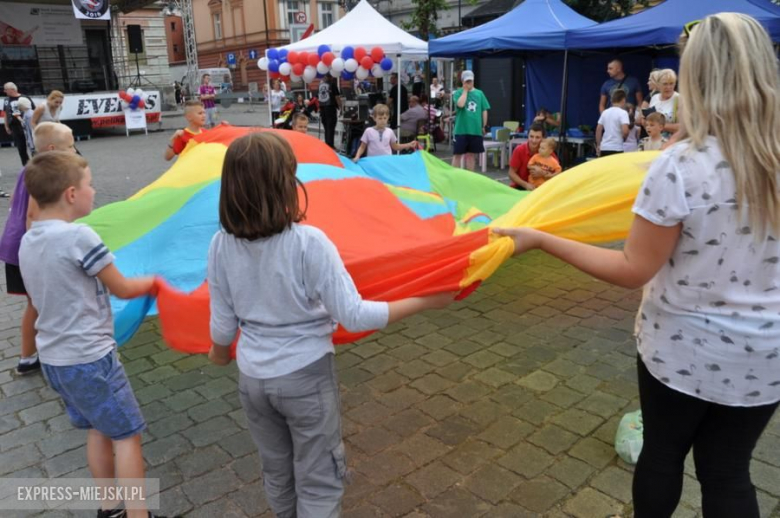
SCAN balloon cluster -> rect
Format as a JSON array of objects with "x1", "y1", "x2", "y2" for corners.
[
  {"x1": 118, "y1": 88, "x2": 148, "y2": 110},
  {"x1": 257, "y1": 45, "x2": 395, "y2": 83}
]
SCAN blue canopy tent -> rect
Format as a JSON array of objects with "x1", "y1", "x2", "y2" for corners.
[
  {"x1": 429, "y1": 0, "x2": 596, "y2": 131},
  {"x1": 566, "y1": 0, "x2": 780, "y2": 49}
]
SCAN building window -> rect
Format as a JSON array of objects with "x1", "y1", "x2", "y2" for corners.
[
  {"x1": 213, "y1": 12, "x2": 222, "y2": 39},
  {"x1": 170, "y1": 21, "x2": 176, "y2": 31},
  {"x1": 173, "y1": 44, "x2": 179, "y2": 53},
  {"x1": 287, "y1": 0, "x2": 301, "y2": 26},
  {"x1": 279, "y1": 0, "x2": 310, "y2": 28},
  {"x1": 319, "y1": 2, "x2": 335, "y2": 29}
]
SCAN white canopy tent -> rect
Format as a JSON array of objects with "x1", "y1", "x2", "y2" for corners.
[{"x1": 269, "y1": 0, "x2": 429, "y2": 147}]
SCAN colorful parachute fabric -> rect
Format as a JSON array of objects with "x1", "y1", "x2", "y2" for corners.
[{"x1": 80, "y1": 126, "x2": 658, "y2": 354}]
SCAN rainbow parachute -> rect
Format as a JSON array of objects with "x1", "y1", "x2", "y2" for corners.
[{"x1": 81, "y1": 126, "x2": 657, "y2": 354}]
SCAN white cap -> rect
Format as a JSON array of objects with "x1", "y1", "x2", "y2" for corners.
[{"x1": 461, "y1": 70, "x2": 474, "y2": 82}]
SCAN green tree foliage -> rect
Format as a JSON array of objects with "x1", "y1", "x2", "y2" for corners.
[
  {"x1": 564, "y1": 0, "x2": 650, "y2": 22},
  {"x1": 401, "y1": 0, "x2": 451, "y2": 40}
]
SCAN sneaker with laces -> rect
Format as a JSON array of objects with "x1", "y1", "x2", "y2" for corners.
[{"x1": 15, "y1": 357, "x2": 40, "y2": 375}]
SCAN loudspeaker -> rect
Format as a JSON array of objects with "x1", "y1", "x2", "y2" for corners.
[{"x1": 127, "y1": 25, "x2": 143, "y2": 54}]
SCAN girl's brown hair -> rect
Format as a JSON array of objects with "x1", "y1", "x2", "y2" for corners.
[{"x1": 219, "y1": 132, "x2": 307, "y2": 240}]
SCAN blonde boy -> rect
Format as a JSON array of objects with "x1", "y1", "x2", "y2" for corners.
[
  {"x1": 639, "y1": 112, "x2": 668, "y2": 151},
  {"x1": 528, "y1": 137, "x2": 562, "y2": 187},
  {"x1": 20, "y1": 152, "x2": 162, "y2": 518},
  {"x1": 291, "y1": 112, "x2": 309, "y2": 134},
  {"x1": 353, "y1": 104, "x2": 417, "y2": 162},
  {"x1": 165, "y1": 100, "x2": 206, "y2": 161}
]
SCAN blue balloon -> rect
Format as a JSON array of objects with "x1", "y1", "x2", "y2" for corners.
[
  {"x1": 341, "y1": 70, "x2": 354, "y2": 80},
  {"x1": 278, "y1": 49, "x2": 288, "y2": 61},
  {"x1": 380, "y1": 57, "x2": 393, "y2": 71},
  {"x1": 268, "y1": 59, "x2": 280, "y2": 72},
  {"x1": 317, "y1": 44, "x2": 331, "y2": 57},
  {"x1": 267, "y1": 48, "x2": 279, "y2": 60},
  {"x1": 341, "y1": 46, "x2": 354, "y2": 60},
  {"x1": 316, "y1": 72, "x2": 325, "y2": 78}
]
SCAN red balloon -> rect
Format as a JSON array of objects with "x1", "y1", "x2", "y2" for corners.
[
  {"x1": 299, "y1": 51, "x2": 309, "y2": 65},
  {"x1": 360, "y1": 56, "x2": 374, "y2": 70},
  {"x1": 322, "y1": 52, "x2": 335, "y2": 66},
  {"x1": 287, "y1": 51, "x2": 299, "y2": 64},
  {"x1": 307, "y1": 53, "x2": 319, "y2": 67},
  {"x1": 269, "y1": 71, "x2": 281, "y2": 78},
  {"x1": 354, "y1": 47, "x2": 367, "y2": 62},
  {"x1": 370, "y1": 47, "x2": 384, "y2": 63},
  {"x1": 292, "y1": 63, "x2": 305, "y2": 76}
]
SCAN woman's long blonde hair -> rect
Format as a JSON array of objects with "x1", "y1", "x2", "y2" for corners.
[{"x1": 679, "y1": 13, "x2": 780, "y2": 238}]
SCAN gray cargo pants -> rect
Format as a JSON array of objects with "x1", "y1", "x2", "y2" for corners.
[{"x1": 238, "y1": 353, "x2": 346, "y2": 518}]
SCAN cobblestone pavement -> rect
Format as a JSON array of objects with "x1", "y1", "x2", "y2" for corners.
[{"x1": 0, "y1": 117, "x2": 778, "y2": 517}]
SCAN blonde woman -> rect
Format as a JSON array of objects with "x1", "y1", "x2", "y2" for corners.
[
  {"x1": 647, "y1": 68, "x2": 680, "y2": 134},
  {"x1": 31, "y1": 90, "x2": 63, "y2": 128},
  {"x1": 495, "y1": 14, "x2": 779, "y2": 518}
]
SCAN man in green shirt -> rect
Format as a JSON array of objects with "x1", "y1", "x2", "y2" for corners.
[{"x1": 452, "y1": 70, "x2": 490, "y2": 171}]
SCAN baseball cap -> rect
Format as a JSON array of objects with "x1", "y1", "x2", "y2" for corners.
[{"x1": 461, "y1": 70, "x2": 474, "y2": 82}]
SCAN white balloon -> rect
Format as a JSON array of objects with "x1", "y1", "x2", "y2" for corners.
[
  {"x1": 279, "y1": 62, "x2": 292, "y2": 76},
  {"x1": 290, "y1": 73, "x2": 302, "y2": 83},
  {"x1": 126, "y1": 88, "x2": 135, "y2": 96},
  {"x1": 330, "y1": 58, "x2": 345, "y2": 73},
  {"x1": 316, "y1": 62, "x2": 329, "y2": 75},
  {"x1": 330, "y1": 68, "x2": 341, "y2": 78},
  {"x1": 303, "y1": 66, "x2": 317, "y2": 83},
  {"x1": 390, "y1": 60, "x2": 397, "y2": 72},
  {"x1": 135, "y1": 88, "x2": 144, "y2": 97},
  {"x1": 344, "y1": 58, "x2": 358, "y2": 73},
  {"x1": 258, "y1": 57, "x2": 269, "y2": 70},
  {"x1": 356, "y1": 66, "x2": 369, "y2": 80},
  {"x1": 371, "y1": 64, "x2": 384, "y2": 78}
]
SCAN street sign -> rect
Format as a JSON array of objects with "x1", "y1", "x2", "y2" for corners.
[
  {"x1": 248, "y1": 49, "x2": 258, "y2": 60},
  {"x1": 227, "y1": 52, "x2": 236, "y2": 65},
  {"x1": 294, "y1": 11, "x2": 306, "y2": 24}
]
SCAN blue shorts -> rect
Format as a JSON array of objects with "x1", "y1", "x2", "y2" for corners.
[
  {"x1": 453, "y1": 134, "x2": 485, "y2": 155},
  {"x1": 42, "y1": 350, "x2": 146, "y2": 441}
]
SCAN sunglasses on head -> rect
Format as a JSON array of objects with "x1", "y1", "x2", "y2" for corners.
[{"x1": 683, "y1": 20, "x2": 701, "y2": 38}]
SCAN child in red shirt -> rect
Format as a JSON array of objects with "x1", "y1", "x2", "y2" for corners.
[{"x1": 165, "y1": 101, "x2": 206, "y2": 161}]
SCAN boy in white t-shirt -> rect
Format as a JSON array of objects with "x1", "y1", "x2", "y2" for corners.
[
  {"x1": 353, "y1": 104, "x2": 417, "y2": 162},
  {"x1": 596, "y1": 89, "x2": 630, "y2": 157}
]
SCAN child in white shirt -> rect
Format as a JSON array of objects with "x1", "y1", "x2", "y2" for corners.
[{"x1": 353, "y1": 103, "x2": 417, "y2": 161}]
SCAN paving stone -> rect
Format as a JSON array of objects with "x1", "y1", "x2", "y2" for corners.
[
  {"x1": 231, "y1": 454, "x2": 262, "y2": 483},
  {"x1": 0, "y1": 443, "x2": 43, "y2": 476},
  {"x1": 134, "y1": 383, "x2": 173, "y2": 405},
  {"x1": 340, "y1": 367, "x2": 375, "y2": 388},
  {"x1": 754, "y1": 436, "x2": 780, "y2": 469},
  {"x1": 221, "y1": 430, "x2": 258, "y2": 458},
  {"x1": 395, "y1": 359, "x2": 435, "y2": 380},
  {"x1": 0, "y1": 422, "x2": 49, "y2": 452},
  {"x1": 157, "y1": 486, "x2": 194, "y2": 517},
  {"x1": 361, "y1": 354, "x2": 401, "y2": 376},
  {"x1": 182, "y1": 416, "x2": 241, "y2": 447},
  {"x1": 395, "y1": 434, "x2": 450, "y2": 468},
  {"x1": 436, "y1": 363, "x2": 474, "y2": 384},
  {"x1": 542, "y1": 358, "x2": 583, "y2": 378},
  {"x1": 146, "y1": 459, "x2": 184, "y2": 491},
  {"x1": 410, "y1": 374, "x2": 455, "y2": 396},
  {"x1": 181, "y1": 467, "x2": 242, "y2": 506},
  {"x1": 569, "y1": 437, "x2": 616, "y2": 468},
  {"x1": 425, "y1": 415, "x2": 480, "y2": 447},
  {"x1": 415, "y1": 395, "x2": 460, "y2": 421},
  {"x1": 472, "y1": 367, "x2": 516, "y2": 388},
  {"x1": 354, "y1": 450, "x2": 415, "y2": 486},
  {"x1": 528, "y1": 424, "x2": 579, "y2": 455},
  {"x1": 378, "y1": 333, "x2": 412, "y2": 348},
  {"x1": 422, "y1": 487, "x2": 492, "y2": 518},
  {"x1": 478, "y1": 416, "x2": 533, "y2": 449},
  {"x1": 382, "y1": 409, "x2": 434, "y2": 438},
  {"x1": 388, "y1": 344, "x2": 428, "y2": 362},
  {"x1": 348, "y1": 401, "x2": 394, "y2": 426},
  {"x1": 194, "y1": 377, "x2": 236, "y2": 400},
  {"x1": 541, "y1": 385, "x2": 587, "y2": 408},
  {"x1": 563, "y1": 487, "x2": 623, "y2": 518},
  {"x1": 514, "y1": 399, "x2": 561, "y2": 426},
  {"x1": 343, "y1": 471, "x2": 380, "y2": 509},
  {"x1": 367, "y1": 371, "x2": 410, "y2": 393},
  {"x1": 462, "y1": 350, "x2": 502, "y2": 369},
  {"x1": 546, "y1": 455, "x2": 597, "y2": 489},
  {"x1": 414, "y1": 333, "x2": 454, "y2": 350},
  {"x1": 370, "y1": 483, "x2": 425, "y2": 516},
  {"x1": 144, "y1": 433, "x2": 192, "y2": 466},
  {"x1": 487, "y1": 342, "x2": 523, "y2": 358},
  {"x1": 498, "y1": 442, "x2": 554, "y2": 478},
  {"x1": 350, "y1": 427, "x2": 402, "y2": 456},
  {"x1": 352, "y1": 342, "x2": 384, "y2": 359},
  {"x1": 441, "y1": 439, "x2": 501, "y2": 475},
  {"x1": 336, "y1": 352, "x2": 363, "y2": 370},
  {"x1": 0, "y1": 414, "x2": 21, "y2": 435},
  {"x1": 187, "y1": 398, "x2": 232, "y2": 422},
  {"x1": 175, "y1": 444, "x2": 231, "y2": 478},
  {"x1": 510, "y1": 476, "x2": 569, "y2": 513},
  {"x1": 172, "y1": 354, "x2": 210, "y2": 372},
  {"x1": 37, "y1": 428, "x2": 85, "y2": 458},
  {"x1": 751, "y1": 460, "x2": 780, "y2": 497},
  {"x1": 489, "y1": 385, "x2": 534, "y2": 409},
  {"x1": 43, "y1": 445, "x2": 86, "y2": 477},
  {"x1": 445, "y1": 381, "x2": 491, "y2": 404},
  {"x1": 139, "y1": 365, "x2": 178, "y2": 384},
  {"x1": 516, "y1": 370, "x2": 559, "y2": 392},
  {"x1": 591, "y1": 466, "x2": 634, "y2": 503},
  {"x1": 18, "y1": 400, "x2": 61, "y2": 425},
  {"x1": 0, "y1": 374, "x2": 45, "y2": 397},
  {"x1": 148, "y1": 413, "x2": 194, "y2": 439},
  {"x1": 421, "y1": 350, "x2": 457, "y2": 367},
  {"x1": 551, "y1": 408, "x2": 604, "y2": 436},
  {"x1": 378, "y1": 387, "x2": 427, "y2": 412},
  {"x1": 464, "y1": 464, "x2": 521, "y2": 504}
]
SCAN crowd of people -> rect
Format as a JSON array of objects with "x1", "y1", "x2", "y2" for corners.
[{"x1": 0, "y1": 12, "x2": 777, "y2": 518}]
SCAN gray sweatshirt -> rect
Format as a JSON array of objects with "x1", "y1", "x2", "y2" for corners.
[{"x1": 208, "y1": 224, "x2": 389, "y2": 379}]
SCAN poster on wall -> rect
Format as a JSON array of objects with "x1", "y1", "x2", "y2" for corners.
[
  {"x1": 0, "y1": 2, "x2": 84, "y2": 47},
  {"x1": 72, "y1": 0, "x2": 110, "y2": 21}
]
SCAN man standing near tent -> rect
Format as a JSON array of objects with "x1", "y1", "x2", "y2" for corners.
[
  {"x1": 599, "y1": 58, "x2": 643, "y2": 113},
  {"x1": 452, "y1": 70, "x2": 490, "y2": 172},
  {"x1": 388, "y1": 73, "x2": 408, "y2": 130}
]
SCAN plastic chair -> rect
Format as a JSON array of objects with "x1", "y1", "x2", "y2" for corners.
[
  {"x1": 503, "y1": 121, "x2": 520, "y2": 132},
  {"x1": 481, "y1": 128, "x2": 511, "y2": 172}
]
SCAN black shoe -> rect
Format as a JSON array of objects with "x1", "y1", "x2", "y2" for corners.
[
  {"x1": 15, "y1": 358, "x2": 40, "y2": 375},
  {"x1": 96, "y1": 506, "x2": 126, "y2": 518},
  {"x1": 0, "y1": 190, "x2": 9, "y2": 198}
]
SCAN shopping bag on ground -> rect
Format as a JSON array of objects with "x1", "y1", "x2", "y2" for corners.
[{"x1": 615, "y1": 409, "x2": 643, "y2": 464}]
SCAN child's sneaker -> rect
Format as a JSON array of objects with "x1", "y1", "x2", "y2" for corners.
[{"x1": 15, "y1": 356, "x2": 40, "y2": 375}]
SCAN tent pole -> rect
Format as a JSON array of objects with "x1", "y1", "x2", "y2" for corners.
[
  {"x1": 397, "y1": 53, "x2": 402, "y2": 154},
  {"x1": 266, "y1": 49, "x2": 273, "y2": 128},
  {"x1": 558, "y1": 49, "x2": 569, "y2": 168}
]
